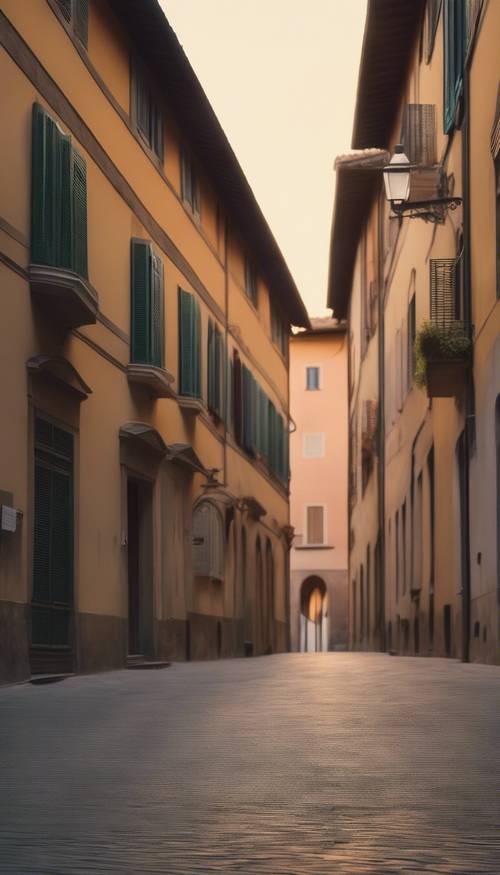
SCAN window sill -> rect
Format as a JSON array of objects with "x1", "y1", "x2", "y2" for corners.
[
  {"x1": 29, "y1": 263, "x2": 98, "y2": 328},
  {"x1": 177, "y1": 395, "x2": 204, "y2": 416},
  {"x1": 126, "y1": 363, "x2": 175, "y2": 399},
  {"x1": 294, "y1": 544, "x2": 334, "y2": 551}
]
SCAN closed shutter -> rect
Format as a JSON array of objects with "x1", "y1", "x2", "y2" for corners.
[
  {"x1": 74, "y1": 0, "x2": 89, "y2": 48},
  {"x1": 214, "y1": 326, "x2": 223, "y2": 417},
  {"x1": 131, "y1": 240, "x2": 152, "y2": 363},
  {"x1": 179, "y1": 289, "x2": 201, "y2": 397},
  {"x1": 268, "y1": 400, "x2": 277, "y2": 475},
  {"x1": 31, "y1": 104, "x2": 87, "y2": 277},
  {"x1": 430, "y1": 258, "x2": 458, "y2": 325},
  {"x1": 233, "y1": 350, "x2": 243, "y2": 444},
  {"x1": 307, "y1": 506, "x2": 324, "y2": 545},
  {"x1": 59, "y1": 131, "x2": 72, "y2": 270},
  {"x1": 32, "y1": 419, "x2": 73, "y2": 648},
  {"x1": 207, "y1": 319, "x2": 215, "y2": 411},
  {"x1": 151, "y1": 253, "x2": 164, "y2": 367},
  {"x1": 226, "y1": 352, "x2": 233, "y2": 431},
  {"x1": 56, "y1": 0, "x2": 72, "y2": 21},
  {"x1": 400, "y1": 104, "x2": 437, "y2": 165},
  {"x1": 71, "y1": 148, "x2": 88, "y2": 279},
  {"x1": 31, "y1": 104, "x2": 59, "y2": 267},
  {"x1": 444, "y1": 0, "x2": 466, "y2": 133}
]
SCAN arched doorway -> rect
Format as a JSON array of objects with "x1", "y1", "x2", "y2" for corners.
[
  {"x1": 300, "y1": 576, "x2": 328, "y2": 652},
  {"x1": 265, "y1": 539, "x2": 275, "y2": 654}
]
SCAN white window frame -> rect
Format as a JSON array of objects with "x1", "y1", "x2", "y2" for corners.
[
  {"x1": 192, "y1": 501, "x2": 224, "y2": 580},
  {"x1": 304, "y1": 503, "x2": 327, "y2": 546},
  {"x1": 305, "y1": 364, "x2": 322, "y2": 391},
  {"x1": 302, "y1": 433, "x2": 325, "y2": 459}
]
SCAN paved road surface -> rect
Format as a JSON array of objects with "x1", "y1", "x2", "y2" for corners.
[{"x1": 1, "y1": 653, "x2": 499, "y2": 874}]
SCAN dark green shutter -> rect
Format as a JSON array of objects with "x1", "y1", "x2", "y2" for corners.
[
  {"x1": 444, "y1": 0, "x2": 466, "y2": 133},
  {"x1": 193, "y1": 296, "x2": 202, "y2": 398},
  {"x1": 131, "y1": 239, "x2": 152, "y2": 364},
  {"x1": 71, "y1": 148, "x2": 88, "y2": 278},
  {"x1": 214, "y1": 327, "x2": 222, "y2": 417},
  {"x1": 74, "y1": 0, "x2": 89, "y2": 48},
  {"x1": 226, "y1": 353, "x2": 233, "y2": 431},
  {"x1": 32, "y1": 420, "x2": 73, "y2": 648},
  {"x1": 207, "y1": 318, "x2": 215, "y2": 410},
  {"x1": 151, "y1": 253, "x2": 164, "y2": 367},
  {"x1": 179, "y1": 289, "x2": 201, "y2": 397},
  {"x1": 56, "y1": 0, "x2": 72, "y2": 21},
  {"x1": 31, "y1": 103, "x2": 87, "y2": 277}
]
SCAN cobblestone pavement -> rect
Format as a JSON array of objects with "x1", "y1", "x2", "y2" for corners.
[{"x1": 0, "y1": 653, "x2": 499, "y2": 874}]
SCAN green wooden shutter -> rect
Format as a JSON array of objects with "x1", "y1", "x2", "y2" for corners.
[
  {"x1": 71, "y1": 147, "x2": 88, "y2": 278},
  {"x1": 151, "y1": 253, "x2": 164, "y2": 367},
  {"x1": 268, "y1": 400, "x2": 277, "y2": 475},
  {"x1": 74, "y1": 0, "x2": 89, "y2": 47},
  {"x1": 214, "y1": 326, "x2": 223, "y2": 417},
  {"x1": 131, "y1": 239, "x2": 152, "y2": 364},
  {"x1": 31, "y1": 104, "x2": 59, "y2": 267},
  {"x1": 226, "y1": 353, "x2": 233, "y2": 431},
  {"x1": 444, "y1": 0, "x2": 466, "y2": 134},
  {"x1": 193, "y1": 296, "x2": 202, "y2": 398},
  {"x1": 179, "y1": 288, "x2": 201, "y2": 397},
  {"x1": 56, "y1": 0, "x2": 72, "y2": 21},
  {"x1": 59, "y1": 132, "x2": 73, "y2": 270},
  {"x1": 207, "y1": 318, "x2": 215, "y2": 410}
]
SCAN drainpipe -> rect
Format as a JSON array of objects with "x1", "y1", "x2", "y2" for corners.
[
  {"x1": 377, "y1": 191, "x2": 386, "y2": 652},
  {"x1": 461, "y1": 61, "x2": 473, "y2": 664}
]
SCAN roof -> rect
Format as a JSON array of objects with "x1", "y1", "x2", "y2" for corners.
[
  {"x1": 327, "y1": 150, "x2": 388, "y2": 317},
  {"x1": 351, "y1": 0, "x2": 426, "y2": 150},
  {"x1": 293, "y1": 316, "x2": 347, "y2": 337},
  {"x1": 108, "y1": 0, "x2": 309, "y2": 328}
]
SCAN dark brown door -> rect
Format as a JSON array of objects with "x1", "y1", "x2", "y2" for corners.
[{"x1": 127, "y1": 480, "x2": 140, "y2": 655}]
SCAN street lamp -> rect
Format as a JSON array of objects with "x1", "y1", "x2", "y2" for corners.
[
  {"x1": 383, "y1": 144, "x2": 462, "y2": 223},
  {"x1": 383, "y1": 144, "x2": 411, "y2": 205}
]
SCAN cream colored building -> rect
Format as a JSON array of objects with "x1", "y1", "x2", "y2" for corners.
[
  {"x1": 0, "y1": 0, "x2": 308, "y2": 683},
  {"x1": 328, "y1": 0, "x2": 499, "y2": 664},
  {"x1": 289, "y1": 319, "x2": 348, "y2": 652}
]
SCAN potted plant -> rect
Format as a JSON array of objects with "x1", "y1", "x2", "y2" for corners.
[{"x1": 415, "y1": 321, "x2": 471, "y2": 397}]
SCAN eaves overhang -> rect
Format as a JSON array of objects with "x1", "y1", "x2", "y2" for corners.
[
  {"x1": 351, "y1": 0, "x2": 426, "y2": 150},
  {"x1": 107, "y1": 0, "x2": 310, "y2": 329},
  {"x1": 327, "y1": 150, "x2": 388, "y2": 318}
]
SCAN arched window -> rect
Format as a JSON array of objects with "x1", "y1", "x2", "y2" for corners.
[{"x1": 192, "y1": 501, "x2": 224, "y2": 580}]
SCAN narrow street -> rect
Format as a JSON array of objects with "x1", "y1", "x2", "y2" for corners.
[{"x1": 0, "y1": 654, "x2": 499, "y2": 874}]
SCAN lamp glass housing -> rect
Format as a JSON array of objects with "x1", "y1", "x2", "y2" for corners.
[{"x1": 383, "y1": 146, "x2": 411, "y2": 204}]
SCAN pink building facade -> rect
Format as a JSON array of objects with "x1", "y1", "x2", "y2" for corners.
[{"x1": 289, "y1": 319, "x2": 348, "y2": 651}]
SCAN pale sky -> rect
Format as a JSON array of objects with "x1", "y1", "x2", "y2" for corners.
[{"x1": 160, "y1": 0, "x2": 367, "y2": 318}]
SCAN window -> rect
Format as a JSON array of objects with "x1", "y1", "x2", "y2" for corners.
[
  {"x1": 306, "y1": 506, "x2": 325, "y2": 545},
  {"x1": 132, "y1": 61, "x2": 164, "y2": 160},
  {"x1": 401, "y1": 104, "x2": 437, "y2": 164},
  {"x1": 130, "y1": 239, "x2": 164, "y2": 368},
  {"x1": 402, "y1": 500, "x2": 407, "y2": 596},
  {"x1": 56, "y1": 0, "x2": 88, "y2": 47},
  {"x1": 181, "y1": 148, "x2": 200, "y2": 217},
  {"x1": 31, "y1": 103, "x2": 87, "y2": 278},
  {"x1": 32, "y1": 417, "x2": 73, "y2": 649},
  {"x1": 271, "y1": 303, "x2": 288, "y2": 357},
  {"x1": 207, "y1": 319, "x2": 224, "y2": 419},
  {"x1": 408, "y1": 294, "x2": 416, "y2": 386},
  {"x1": 178, "y1": 288, "x2": 201, "y2": 397},
  {"x1": 244, "y1": 258, "x2": 258, "y2": 307},
  {"x1": 496, "y1": 156, "x2": 500, "y2": 298},
  {"x1": 443, "y1": 0, "x2": 466, "y2": 134},
  {"x1": 236, "y1": 361, "x2": 288, "y2": 483},
  {"x1": 303, "y1": 433, "x2": 325, "y2": 459},
  {"x1": 192, "y1": 502, "x2": 224, "y2": 580},
  {"x1": 306, "y1": 366, "x2": 320, "y2": 390}
]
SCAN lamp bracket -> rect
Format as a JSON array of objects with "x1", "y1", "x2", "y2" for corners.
[{"x1": 390, "y1": 197, "x2": 462, "y2": 224}]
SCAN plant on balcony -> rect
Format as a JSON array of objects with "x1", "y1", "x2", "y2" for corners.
[{"x1": 415, "y1": 321, "x2": 471, "y2": 396}]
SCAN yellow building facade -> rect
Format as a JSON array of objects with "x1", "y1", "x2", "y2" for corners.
[
  {"x1": 328, "y1": 0, "x2": 499, "y2": 664},
  {"x1": 0, "y1": 0, "x2": 308, "y2": 682}
]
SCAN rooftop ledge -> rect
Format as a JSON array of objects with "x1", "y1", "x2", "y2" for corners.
[
  {"x1": 126, "y1": 363, "x2": 175, "y2": 399},
  {"x1": 29, "y1": 264, "x2": 98, "y2": 328}
]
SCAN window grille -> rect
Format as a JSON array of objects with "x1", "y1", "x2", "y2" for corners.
[{"x1": 430, "y1": 257, "x2": 463, "y2": 326}]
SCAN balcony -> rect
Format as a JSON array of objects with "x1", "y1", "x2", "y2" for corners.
[
  {"x1": 415, "y1": 259, "x2": 471, "y2": 398},
  {"x1": 126, "y1": 363, "x2": 175, "y2": 399},
  {"x1": 29, "y1": 264, "x2": 98, "y2": 328}
]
